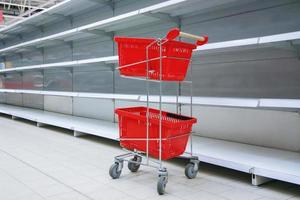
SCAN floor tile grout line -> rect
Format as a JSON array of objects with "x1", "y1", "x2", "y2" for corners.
[
  {"x1": 0, "y1": 173, "x2": 47, "y2": 200},
  {"x1": 0, "y1": 147, "x2": 96, "y2": 200},
  {"x1": 0, "y1": 156, "x2": 48, "y2": 200}
]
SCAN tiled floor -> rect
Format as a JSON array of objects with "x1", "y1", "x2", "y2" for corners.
[{"x1": 0, "y1": 114, "x2": 299, "y2": 200}]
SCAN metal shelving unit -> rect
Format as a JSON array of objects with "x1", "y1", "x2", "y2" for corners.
[{"x1": 0, "y1": 0, "x2": 299, "y2": 188}]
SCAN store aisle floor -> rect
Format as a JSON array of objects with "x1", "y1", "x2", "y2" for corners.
[{"x1": 0, "y1": 114, "x2": 299, "y2": 200}]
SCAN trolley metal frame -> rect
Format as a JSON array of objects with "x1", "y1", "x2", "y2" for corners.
[{"x1": 110, "y1": 29, "x2": 206, "y2": 195}]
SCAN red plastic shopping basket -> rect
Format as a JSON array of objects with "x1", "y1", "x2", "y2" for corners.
[
  {"x1": 115, "y1": 37, "x2": 196, "y2": 81},
  {"x1": 115, "y1": 107, "x2": 197, "y2": 160},
  {"x1": 115, "y1": 28, "x2": 208, "y2": 81}
]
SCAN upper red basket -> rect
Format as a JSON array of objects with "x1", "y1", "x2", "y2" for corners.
[{"x1": 115, "y1": 28, "x2": 208, "y2": 81}]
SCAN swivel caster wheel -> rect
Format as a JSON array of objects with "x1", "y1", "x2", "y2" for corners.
[
  {"x1": 185, "y1": 162, "x2": 198, "y2": 179},
  {"x1": 128, "y1": 156, "x2": 142, "y2": 172},
  {"x1": 109, "y1": 163, "x2": 122, "y2": 179},
  {"x1": 157, "y1": 176, "x2": 168, "y2": 195}
]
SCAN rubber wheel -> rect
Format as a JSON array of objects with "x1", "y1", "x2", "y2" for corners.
[
  {"x1": 128, "y1": 156, "x2": 141, "y2": 172},
  {"x1": 157, "y1": 176, "x2": 167, "y2": 195},
  {"x1": 185, "y1": 163, "x2": 197, "y2": 179},
  {"x1": 109, "y1": 163, "x2": 121, "y2": 179}
]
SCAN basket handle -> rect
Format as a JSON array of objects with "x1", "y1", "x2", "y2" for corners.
[{"x1": 166, "y1": 28, "x2": 208, "y2": 46}]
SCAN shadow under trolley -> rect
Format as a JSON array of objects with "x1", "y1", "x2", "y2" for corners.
[{"x1": 109, "y1": 28, "x2": 208, "y2": 195}]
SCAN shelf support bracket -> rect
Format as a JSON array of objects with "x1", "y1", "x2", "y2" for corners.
[
  {"x1": 251, "y1": 174, "x2": 273, "y2": 186},
  {"x1": 19, "y1": 24, "x2": 43, "y2": 32},
  {"x1": 103, "y1": 63, "x2": 115, "y2": 71},
  {"x1": 86, "y1": 0, "x2": 114, "y2": 8},
  {"x1": 11, "y1": 115, "x2": 19, "y2": 120},
  {"x1": 74, "y1": 130, "x2": 87, "y2": 137},
  {"x1": 250, "y1": 168, "x2": 273, "y2": 186},
  {"x1": 37, "y1": 122, "x2": 46, "y2": 127},
  {"x1": 290, "y1": 41, "x2": 300, "y2": 60},
  {"x1": 81, "y1": 29, "x2": 114, "y2": 39},
  {"x1": 43, "y1": 12, "x2": 70, "y2": 21},
  {"x1": 15, "y1": 46, "x2": 40, "y2": 54},
  {"x1": 35, "y1": 39, "x2": 68, "y2": 49},
  {"x1": 144, "y1": 12, "x2": 180, "y2": 26}
]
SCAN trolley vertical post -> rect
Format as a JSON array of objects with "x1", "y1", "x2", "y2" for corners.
[
  {"x1": 146, "y1": 42, "x2": 150, "y2": 165},
  {"x1": 190, "y1": 61, "x2": 193, "y2": 157},
  {"x1": 159, "y1": 39, "x2": 163, "y2": 169}
]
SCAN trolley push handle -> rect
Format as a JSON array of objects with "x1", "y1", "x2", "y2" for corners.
[{"x1": 166, "y1": 28, "x2": 208, "y2": 46}]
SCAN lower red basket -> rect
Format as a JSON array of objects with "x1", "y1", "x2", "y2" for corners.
[{"x1": 115, "y1": 107, "x2": 197, "y2": 160}]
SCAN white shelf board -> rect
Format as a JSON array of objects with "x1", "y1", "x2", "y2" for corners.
[
  {"x1": 195, "y1": 37, "x2": 259, "y2": 52},
  {"x1": 139, "y1": 95, "x2": 300, "y2": 109},
  {"x1": 194, "y1": 31, "x2": 300, "y2": 55},
  {"x1": 185, "y1": 136, "x2": 300, "y2": 184},
  {"x1": 0, "y1": 103, "x2": 299, "y2": 185},
  {"x1": 1, "y1": 89, "x2": 299, "y2": 109},
  {"x1": 259, "y1": 31, "x2": 300, "y2": 44},
  {"x1": 259, "y1": 99, "x2": 300, "y2": 109},
  {"x1": 0, "y1": 56, "x2": 118, "y2": 73},
  {"x1": 139, "y1": 95, "x2": 259, "y2": 108},
  {"x1": 0, "y1": 89, "x2": 139, "y2": 101},
  {"x1": 0, "y1": 104, "x2": 118, "y2": 140}
]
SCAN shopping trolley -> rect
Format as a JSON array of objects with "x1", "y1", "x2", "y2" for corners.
[{"x1": 109, "y1": 28, "x2": 208, "y2": 195}]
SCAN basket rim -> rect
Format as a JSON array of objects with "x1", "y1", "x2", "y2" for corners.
[
  {"x1": 114, "y1": 36, "x2": 197, "y2": 49},
  {"x1": 115, "y1": 106, "x2": 197, "y2": 127}
]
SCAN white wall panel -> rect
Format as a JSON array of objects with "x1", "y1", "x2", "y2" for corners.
[
  {"x1": 73, "y1": 39, "x2": 113, "y2": 60},
  {"x1": 5, "y1": 55, "x2": 22, "y2": 68},
  {"x1": 42, "y1": 18, "x2": 72, "y2": 36},
  {"x1": 0, "y1": 75, "x2": 4, "y2": 88},
  {"x1": 5, "y1": 73, "x2": 22, "y2": 89},
  {"x1": 72, "y1": 3, "x2": 113, "y2": 27},
  {"x1": 114, "y1": 0, "x2": 164, "y2": 15},
  {"x1": 44, "y1": 44, "x2": 72, "y2": 63},
  {"x1": 0, "y1": 93, "x2": 5, "y2": 103},
  {"x1": 22, "y1": 71, "x2": 43, "y2": 90},
  {"x1": 73, "y1": 97, "x2": 114, "y2": 122},
  {"x1": 44, "y1": 95, "x2": 72, "y2": 115},
  {"x1": 6, "y1": 93, "x2": 22, "y2": 106},
  {"x1": 44, "y1": 70, "x2": 72, "y2": 91},
  {"x1": 21, "y1": 50, "x2": 43, "y2": 66},
  {"x1": 23, "y1": 94, "x2": 43, "y2": 110},
  {"x1": 73, "y1": 69, "x2": 113, "y2": 93}
]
